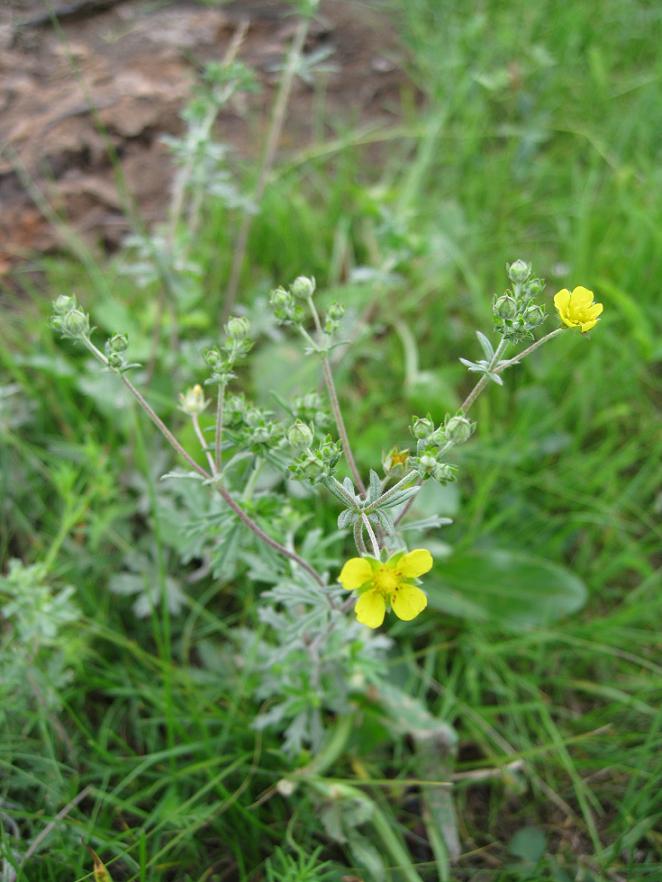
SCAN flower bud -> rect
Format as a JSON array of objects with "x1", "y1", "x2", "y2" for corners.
[
  {"x1": 507, "y1": 260, "x2": 531, "y2": 284},
  {"x1": 411, "y1": 416, "x2": 435, "y2": 440},
  {"x1": 287, "y1": 420, "x2": 314, "y2": 449},
  {"x1": 494, "y1": 294, "x2": 517, "y2": 319},
  {"x1": 290, "y1": 275, "x2": 316, "y2": 300},
  {"x1": 419, "y1": 454, "x2": 437, "y2": 472},
  {"x1": 53, "y1": 294, "x2": 76, "y2": 315},
  {"x1": 107, "y1": 352, "x2": 124, "y2": 370},
  {"x1": 270, "y1": 286, "x2": 292, "y2": 309},
  {"x1": 525, "y1": 278, "x2": 545, "y2": 297},
  {"x1": 444, "y1": 415, "x2": 474, "y2": 445},
  {"x1": 224, "y1": 315, "x2": 250, "y2": 340},
  {"x1": 327, "y1": 302, "x2": 344, "y2": 321},
  {"x1": 524, "y1": 304, "x2": 545, "y2": 327},
  {"x1": 178, "y1": 384, "x2": 208, "y2": 415},
  {"x1": 107, "y1": 333, "x2": 128, "y2": 353},
  {"x1": 203, "y1": 347, "x2": 222, "y2": 368},
  {"x1": 63, "y1": 309, "x2": 89, "y2": 337},
  {"x1": 432, "y1": 462, "x2": 457, "y2": 483}
]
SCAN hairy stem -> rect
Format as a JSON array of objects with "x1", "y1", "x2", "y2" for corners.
[
  {"x1": 361, "y1": 513, "x2": 380, "y2": 558},
  {"x1": 192, "y1": 412, "x2": 216, "y2": 475},
  {"x1": 460, "y1": 337, "x2": 508, "y2": 413},
  {"x1": 214, "y1": 383, "x2": 226, "y2": 472},
  {"x1": 307, "y1": 296, "x2": 366, "y2": 495},
  {"x1": 496, "y1": 327, "x2": 565, "y2": 370}
]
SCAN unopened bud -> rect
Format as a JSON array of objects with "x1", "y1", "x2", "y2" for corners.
[
  {"x1": 63, "y1": 309, "x2": 89, "y2": 336},
  {"x1": 225, "y1": 316, "x2": 250, "y2": 340},
  {"x1": 203, "y1": 347, "x2": 222, "y2": 368},
  {"x1": 107, "y1": 333, "x2": 128, "y2": 353},
  {"x1": 107, "y1": 352, "x2": 124, "y2": 370},
  {"x1": 290, "y1": 275, "x2": 316, "y2": 300},
  {"x1": 411, "y1": 416, "x2": 435, "y2": 440},
  {"x1": 507, "y1": 260, "x2": 531, "y2": 284},
  {"x1": 444, "y1": 415, "x2": 474, "y2": 445},
  {"x1": 327, "y1": 302, "x2": 344, "y2": 321},
  {"x1": 525, "y1": 278, "x2": 545, "y2": 297},
  {"x1": 287, "y1": 420, "x2": 314, "y2": 449},
  {"x1": 432, "y1": 462, "x2": 457, "y2": 483},
  {"x1": 53, "y1": 294, "x2": 76, "y2": 315},
  {"x1": 494, "y1": 295, "x2": 517, "y2": 319},
  {"x1": 524, "y1": 304, "x2": 545, "y2": 327}
]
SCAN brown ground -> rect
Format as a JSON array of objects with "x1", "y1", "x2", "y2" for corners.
[{"x1": 0, "y1": 0, "x2": 405, "y2": 273}]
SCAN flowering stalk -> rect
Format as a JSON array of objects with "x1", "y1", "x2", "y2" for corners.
[
  {"x1": 306, "y1": 295, "x2": 367, "y2": 495},
  {"x1": 460, "y1": 337, "x2": 508, "y2": 413},
  {"x1": 495, "y1": 327, "x2": 564, "y2": 370},
  {"x1": 191, "y1": 412, "x2": 216, "y2": 475},
  {"x1": 78, "y1": 336, "x2": 324, "y2": 586},
  {"x1": 214, "y1": 384, "x2": 225, "y2": 472}
]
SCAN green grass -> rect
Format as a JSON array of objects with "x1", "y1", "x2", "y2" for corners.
[{"x1": 1, "y1": 0, "x2": 661, "y2": 879}]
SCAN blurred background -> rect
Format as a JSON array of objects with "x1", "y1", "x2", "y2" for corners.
[{"x1": 1, "y1": 0, "x2": 661, "y2": 880}]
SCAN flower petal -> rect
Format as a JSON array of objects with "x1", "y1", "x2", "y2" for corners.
[
  {"x1": 339, "y1": 557, "x2": 374, "y2": 590},
  {"x1": 580, "y1": 319, "x2": 598, "y2": 333},
  {"x1": 553, "y1": 288, "x2": 571, "y2": 313},
  {"x1": 397, "y1": 548, "x2": 433, "y2": 578},
  {"x1": 570, "y1": 286, "x2": 595, "y2": 310},
  {"x1": 586, "y1": 302, "x2": 604, "y2": 320},
  {"x1": 355, "y1": 589, "x2": 386, "y2": 628},
  {"x1": 391, "y1": 584, "x2": 428, "y2": 621}
]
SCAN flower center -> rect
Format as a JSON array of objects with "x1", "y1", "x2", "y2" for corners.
[{"x1": 373, "y1": 567, "x2": 399, "y2": 594}]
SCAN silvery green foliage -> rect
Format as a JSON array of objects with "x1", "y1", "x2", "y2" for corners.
[
  {"x1": 240, "y1": 575, "x2": 390, "y2": 756},
  {"x1": 0, "y1": 560, "x2": 82, "y2": 724}
]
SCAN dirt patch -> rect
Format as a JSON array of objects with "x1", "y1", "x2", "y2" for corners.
[{"x1": 0, "y1": 0, "x2": 405, "y2": 272}]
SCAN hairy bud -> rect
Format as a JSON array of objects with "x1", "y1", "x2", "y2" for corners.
[
  {"x1": 507, "y1": 259, "x2": 531, "y2": 285},
  {"x1": 290, "y1": 275, "x2": 316, "y2": 300},
  {"x1": 225, "y1": 316, "x2": 250, "y2": 340},
  {"x1": 287, "y1": 420, "x2": 314, "y2": 449}
]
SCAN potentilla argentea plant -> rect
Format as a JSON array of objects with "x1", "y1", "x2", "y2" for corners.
[{"x1": 49, "y1": 263, "x2": 603, "y2": 863}]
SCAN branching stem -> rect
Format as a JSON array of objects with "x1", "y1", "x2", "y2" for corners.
[{"x1": 81, "y1": 338, "x2": 324, "y2": 586}]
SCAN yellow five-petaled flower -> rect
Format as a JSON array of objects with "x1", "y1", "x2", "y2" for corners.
[
  {"x1": 554, "y1": 286, "x2": 603, "y2": 333},
  {"x1": 339, "y1": 549, "x2": 433, "y2": 629}
]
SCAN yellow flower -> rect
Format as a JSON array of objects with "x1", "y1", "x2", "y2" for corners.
[
  {"x1": 339, "y1": 549, "x2": 433, "y2": 629},
  {"x1": 554, "y1": 286, "x2": 603, "y2": 333}
]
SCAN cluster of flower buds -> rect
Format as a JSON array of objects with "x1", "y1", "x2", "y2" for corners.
[
  {"x1": 407, "y1": 412, "x2": 474, "y2": 482},
  {"x1": 492, "y1": 260, "x2": 546, "y2": 343},
  {"x1": 243, "y1": 405, "x2": 284, "y2": 454},
  {"x1": 269, "y1": 285, "x2": 306, "y2": 326},
  {"x1": 291, "y1": 392, "x2": 331, "y2": 431},
  {"x1": 203, "y1": 315, "x2": 252, "y2": 386},
  {"x1": 269, "y1": 277, "x2": 344, "y2": 341},
  {"x1": 324, "y1": 302, "x2": 345, "y2": 335},
  {"x1": 104, "y1": 333, "x2": 132, "y2": 372},
  {"x1": 51, "y1": 295, "x2": 91, "y2": 340},
  {"x1": 289, "y1": 434, "x2": 342, "y2": 484}
]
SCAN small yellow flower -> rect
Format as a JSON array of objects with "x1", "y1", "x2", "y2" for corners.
[
  {"x1": 339, "y1": 548, "x2": 433, "y2": 629},
  {"x1": 554, "y1": 286, "x2": 603, "y2": 333}
]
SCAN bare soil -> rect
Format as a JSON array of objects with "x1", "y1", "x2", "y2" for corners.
[{"x1": 0, "y1": 0, "x2": 405, "y2": 272}]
